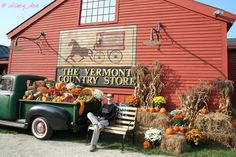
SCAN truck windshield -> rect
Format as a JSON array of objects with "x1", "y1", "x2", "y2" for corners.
[{"x1": 0, "y1": 78, "x2": 13, "y2": 91}]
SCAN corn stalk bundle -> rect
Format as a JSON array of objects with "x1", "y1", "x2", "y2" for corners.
[
  {"x1": 213, "y1": 78, "x2": 235, "y2": 115},
  {"x1": 131, "y1": 60, "x2": 164, "y2": 107},
  {"x1": 178, "y1": 81, "x2": 212, "y2": 128}
]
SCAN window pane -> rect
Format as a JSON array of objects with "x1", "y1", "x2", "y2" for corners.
[
  {"x1": 93, "y1": 1, "x2": 99, "y2": 8},
  {"x1": 99, "y1": 1, "x2": 104, "y2": 7},
  {"x1": 81, "y1": 17, "x2": 86, "y2": 23},
  {"x1": 103, "y1": 14, "x2": 109, "y2": 21},
  {"x1": 110, "y1": 0, "x2": 115, "y2": 6},
  {"x1": 87, "y1": 9, "x2": 92, "y2": 16},
  {"x1": 110, "y1": 7, "x2": 115, "y2": 14},
  {"x1": 104, "y1": 0, "x2": 110, "y2": 7},
  {"x1": 87, "y1": 2, "x2": 92, "y2": 9},
  {"x1": 82, "y1": 3, "x2": 87, "y2": 9},
  {"x1": 81, "y1": 10, "x2": 87, "y2": 16},
  {"x1": 86, "y1": 16, "x2": 92, "y2": 23},
  {"x1": 104, "y1": 7, "x2": 109, "y2": 14},
  {"x1": 92, "y1": 9, "x2": 98, "y2": 16},
  {"x1": 92, "y1": 16, "x2": 97, "y2": 22},
  {"x1": 109, "y1": 14, "x2": 115, "y2": 21},
  {"x1": 98, "y1": 15, "x2": 103, "y2": 22},
  {"x1": 98, "y1": 8, "x2": 104, "y2": 15}
]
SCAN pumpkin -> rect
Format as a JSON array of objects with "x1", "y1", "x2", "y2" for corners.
[
  {"x1": 179, "y1": 126, "x2": 185, "y2": 133},
  {"x1": 149, "y1": 107, "x2": 155, "y2": 113},
  {"x1": 154, "y1": 107, "x2": 160, "y2": 112},
  {"x1": 159, "y1": 108, "x2": 167, "y2": 114},
  {"x1": 172, "y1": 126, "x2": 179, "y2": 132},
  {"x1": 200, "y1": 107, "x2": 209, "y2": 114},
  {"x1": 143, "y1": 140, "x2": 151, "y2": 149},
  {"x1": 165, "y1": 128, "x2": 174, "y2": 135},
  {"x1": 37, "y1": 87, "x2": 48, "y2": 94}
]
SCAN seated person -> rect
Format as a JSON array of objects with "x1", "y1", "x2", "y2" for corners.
[{"x1": 87, "y1": 93, "x2": 117, "y2": 152}]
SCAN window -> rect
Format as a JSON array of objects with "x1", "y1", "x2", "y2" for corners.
[
  {"x1": 0, "y1": 78, "x2": 13, "y2": 91},
  {"x1": 80, "y1": 0, "x2": 117, "y2": 24}
]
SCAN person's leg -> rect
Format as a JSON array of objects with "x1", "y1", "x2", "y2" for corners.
[
  {"x1": 90, "y1": 124, "x2": 100, "y2": 152},
  {"x1": 87, "y1": 112, "x2": 99, "y2": 125}
]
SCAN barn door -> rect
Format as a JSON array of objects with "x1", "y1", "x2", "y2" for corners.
[{"x1": 228, "y1": 49, "x2": 236, "y2": 109}]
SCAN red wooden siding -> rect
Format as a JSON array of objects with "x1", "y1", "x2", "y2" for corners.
[
  {"x1": 8, "y1": 0, "x2": 229, "y2": 110},
  {"x1": 228, "y1": 49, "x2": 236, "y2": 109}
]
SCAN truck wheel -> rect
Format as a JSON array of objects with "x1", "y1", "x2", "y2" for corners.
[{"x1": 31, "y1": 117, "x2": 53, "y2": 140}]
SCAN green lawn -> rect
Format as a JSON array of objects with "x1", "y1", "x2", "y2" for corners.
[{"x1": 1, "y1": 126, "x2": 236, "y2": 157}]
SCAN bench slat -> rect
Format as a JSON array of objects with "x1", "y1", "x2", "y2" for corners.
[
  {"x1": 116, "y1": 115, "x2": 136, "y2": 121},
  {"x1": 117, "y1": 106, "x2": 137, "y2": 111},
  {"x1": 118, "y1": 111, "x2": 136, "y2": 116},
  {"x1": 112, "y1": 120, "x2": 135, "y2": 125}
]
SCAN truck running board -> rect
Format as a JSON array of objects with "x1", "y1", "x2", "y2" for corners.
[{"x1": 0, "y1": 120, "x2": 26, "y2": 128}]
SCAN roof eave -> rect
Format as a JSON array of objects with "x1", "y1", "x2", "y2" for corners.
[{"x1": 166, "y1": 0, "x2": 236, "y2": 29}]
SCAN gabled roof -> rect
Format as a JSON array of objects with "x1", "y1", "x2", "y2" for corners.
[
  {"x1": 0, "y1": 45, "x2": 9, "y2": 60},
  {"x1": 7, "y1": 0, "x2": 236, "y2": 38},
  {"x1": 165, "y1": 0, "x2": 236, "y2": 30},
  {"x1": 7, "y1": 0, "x2": 66, "y2": 39}
]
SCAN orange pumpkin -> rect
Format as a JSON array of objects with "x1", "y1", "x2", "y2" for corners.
[
  {"x1": 200, "y1": 107, "x2": 209, "y2": 114},
  {"x1": 165, "y1": 128, "x2": 174, "y2": 135},
  {"x1": 149, "y1": 107, "x2": 155, "y2": 113},
  {"x1": 172, "y1": 126, "x2": 179, "y2": 132},
  {"x1": 37, "y1": 87, "x2": 48, "y2": 94},
  {"x1": 154, "y1": 107, "x2": 160, "y2": 112},
  {"x1": 143, "y1": 140, "x2": 151, "y2": 149},
  {"x1": 159, "y1": 108, "x2": 167, "y2": 114},
  {"x1": 179, "y1": 126, "x2": 185, "y2": 133}
]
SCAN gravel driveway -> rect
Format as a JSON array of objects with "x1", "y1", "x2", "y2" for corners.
[{"x1": 0, "y1": 133, "x2": 168, "y2": 157}]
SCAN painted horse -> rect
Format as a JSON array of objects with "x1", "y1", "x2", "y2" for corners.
[{"x1": 66, "y1": 39, "x2": 93, "y2": 62}]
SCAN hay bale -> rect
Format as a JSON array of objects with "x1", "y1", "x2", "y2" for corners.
[
  {"x1": 231, "y1": 136, "x2": 236, "y2": 149},
  {"x1": 206, "y1": 133, "x2": 232, "y2": 148},
  {"x1": 194, "y1": 112, "x2": 234, "y2": 134},
  {"x1": 160, "y1": 134, "x2": 190, "y2": 154},
  {"x1": 136, "y1": 111, "x2": 170, "y2": 131}
]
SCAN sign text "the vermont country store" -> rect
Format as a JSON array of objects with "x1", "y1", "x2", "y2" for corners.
[{"x1": 56, "y1": 67, "x2": 134, "y2": 88}]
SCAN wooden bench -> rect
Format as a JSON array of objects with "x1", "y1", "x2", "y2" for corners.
[{"x1": 87, "y1": 106, "x2": 137, "y2": 151}]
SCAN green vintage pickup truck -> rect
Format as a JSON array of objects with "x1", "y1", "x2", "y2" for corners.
[{"x1": 0, "y1": 74, "x2": 101, "y2": 140}]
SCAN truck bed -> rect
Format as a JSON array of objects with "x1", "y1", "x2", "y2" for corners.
[{"x1": 18, "y1": 99, "x2": 101, "y2": 125}]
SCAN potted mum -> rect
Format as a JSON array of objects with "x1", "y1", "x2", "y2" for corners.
[
  {"x1": 152, "y1": 96, "x2": 166, "y2": 108},
  {"x1": 144, "y1": 128, "x2": 163, "y2": 148},
  {"x1": 185, "y1": 129, "x2": 203, "y2": 146}
]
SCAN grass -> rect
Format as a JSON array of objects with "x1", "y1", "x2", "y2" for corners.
[{"x1": 0, "y1": 126, "x2": 236, "y2": 157}]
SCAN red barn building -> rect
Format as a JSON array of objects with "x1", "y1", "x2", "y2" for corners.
[{"x1": 7, "y1": 0, "x2": 236, "y2": 110}]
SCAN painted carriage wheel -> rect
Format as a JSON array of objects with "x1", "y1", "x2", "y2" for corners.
[
  {"x1": 31, "y1": 117, "x2": 53, "y2": 140},
  {"x1": 93, "y1": 51, "x2": 105, "y2": 63},
  {"x1": 108, "y1": 50, "x2": 123, "y2": 64}
]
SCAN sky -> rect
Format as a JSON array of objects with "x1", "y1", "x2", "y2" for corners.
[{"x1": 0, "y1": 0, "x2": 235, "y2": 46}]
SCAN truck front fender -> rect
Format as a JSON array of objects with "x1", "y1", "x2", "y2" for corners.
[{"x1": 26, "y1": 104, "x2": 71, "y2": 130}]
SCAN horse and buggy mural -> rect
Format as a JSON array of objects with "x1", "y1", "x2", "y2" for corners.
[
  {"x1": 58, "y1": 25, "x2": 136, "y2": 67},
  {"x1": 65, "y1": 31, "x2": 125, "y2": 64}
]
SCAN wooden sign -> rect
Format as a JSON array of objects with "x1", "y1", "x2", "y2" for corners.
[{"x1": 56, "y1": 67, "x2": 135, "y2": 88}]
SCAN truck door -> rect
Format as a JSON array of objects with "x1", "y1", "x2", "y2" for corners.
[{"x1": 0, "y1": 78, "x2": 13, "y2": 120}]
